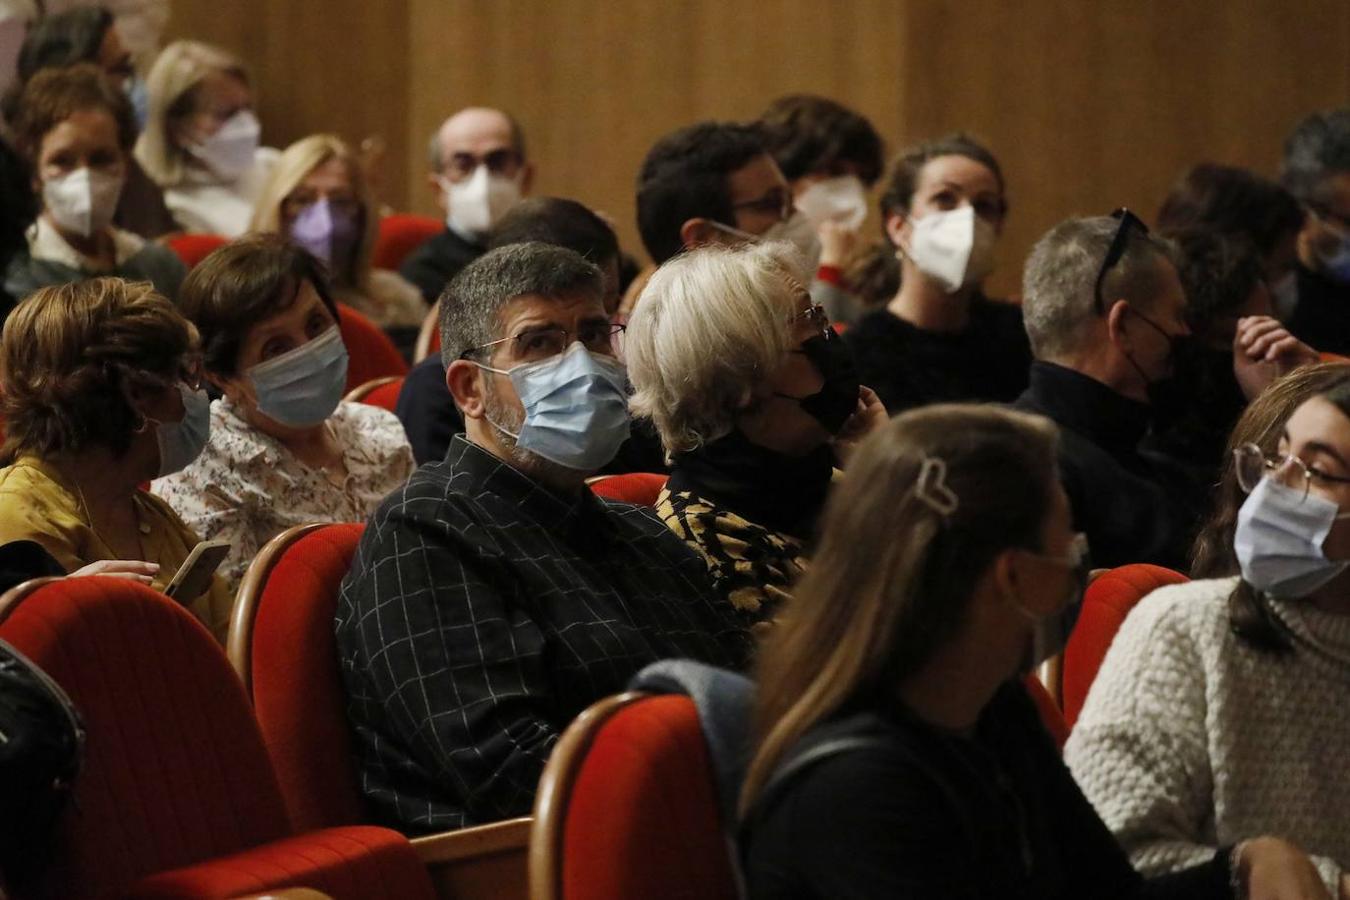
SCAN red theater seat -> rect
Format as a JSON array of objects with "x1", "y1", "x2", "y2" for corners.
[
  {"x1": 587, "y1": 472, "x2": 668, "y2": 507},
  {"x1": 373, "y1": 214, "x2": 442, "y2": 271},
  {"x1": 344, "y1": 375, "x2": 404, "y2": 412},
  {"x1": 166, "y1": 233, "x2": 229, "y2": 269},
  {"x1": 337, "y1": 303, "x2": 408, "y2": 393},
  {"x1": 230, "y1": 524, "x2": 531, "y2": 899},
  {"x1": 1061, "y1": 563, "x2": 1189, "y2": 728},
  {"x1": 531, "y1": 693, "x2": 740, "y2": 900},
  {"x1": 0, "y1": 575, "x2": 435, "y2": 899}
]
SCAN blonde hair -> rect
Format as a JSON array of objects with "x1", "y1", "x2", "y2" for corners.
[
  {"x1": 738, "y1": 405, "x2": 1059, "y2": 818},
  {"x1": 134, "y1": 40, "x2": 248, "y2": 187},
  {"x1": 626, "y1": 242, "x2": 808, "y2": 454},
  {"x1": 249, "y1": 133, "x2": 376, "y2": 291},
  {"x1": 0, "y1": 278, "x2": 198, "y2": 461}
]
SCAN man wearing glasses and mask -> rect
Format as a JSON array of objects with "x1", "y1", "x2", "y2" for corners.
[{"x1": 336, "y1": 241, "x2": 749, "y2": 835}]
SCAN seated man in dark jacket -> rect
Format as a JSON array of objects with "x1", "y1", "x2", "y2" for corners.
[
  {"x1": 337, "y1": 242, "x2": 748, "y2": 835},
  {"x1": 1016, "y1": 212, "x2": 1205, "y2": 571}
]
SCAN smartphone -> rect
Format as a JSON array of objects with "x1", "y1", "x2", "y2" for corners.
[{"x1": 164, "y1": 540, "x2": 230, "y2": 601}]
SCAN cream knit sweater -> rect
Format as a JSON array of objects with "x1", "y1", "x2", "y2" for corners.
[{"x1": 1065, "y1": 576, "x2": 1350, "y2": 893}]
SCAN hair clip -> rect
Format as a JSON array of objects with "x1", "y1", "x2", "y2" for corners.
[{"x1": 913, "y1": 456, "x2": 959, "y2": 517}]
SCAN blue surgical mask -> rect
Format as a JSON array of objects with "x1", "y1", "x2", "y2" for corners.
[
  {"x1": 247, "y1": 326, "x2": 349, "y2": 428},
  {"x1": 477, "y1": 341, "x2": 631, "y2": 471},
  {"x1": 1235, "y1": 476, "x2": 1350, "y2": 598},
  {"x1": 152, "y1": 384, "x2": 211, "y2": 477}
]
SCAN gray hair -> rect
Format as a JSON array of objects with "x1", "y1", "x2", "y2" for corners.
[
  {"x1": 439, "y1": 241, "x2": 603, "y2": 365},
  {"x1": 1021, "y1": 216, "x2": 1177, "y2": 360},
  {"x1": 627, "y1": 241, "x2": 806, "y2": 454},
  {"x1": 1281, "y1": 108, "x2": 1350, "y2": 205}
]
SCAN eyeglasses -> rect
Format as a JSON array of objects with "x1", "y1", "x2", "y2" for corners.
[
  {"x1": 789, "y1": 303, "x2": 831, "y2": 337},
  {"x1": 1093, "y1": 207, "x2": 1149, "y2": 314},
  {"x1": 731, "y1": 186, "x2": 792, "y2": 222},
  {"x1": 1310, "y1": 204, "x2": 1350, "y2": 235},
  {"x1": 461, "y1": 323, "x2": 626, "y2": 363},
  {"x1": 442, "y1": 148, "x2": 523, "y2": 182},
  {"x1": 1233, "y1": 442, "x2": 1350, "y2": 501}
]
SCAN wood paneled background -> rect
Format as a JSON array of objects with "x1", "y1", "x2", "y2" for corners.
[{"x1": 169, "y1": 0, "x2": 1349, "y2": 297}]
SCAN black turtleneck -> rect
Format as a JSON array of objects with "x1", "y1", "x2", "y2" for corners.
[
  {"x1": 666, "y1": 430, "x2": 834, "y2": 543},
  {"x1": 1015, "y1": 362, "x2": 1202, "y2": 571}
]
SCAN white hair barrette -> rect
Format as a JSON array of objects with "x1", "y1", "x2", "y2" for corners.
[{"x1": 913, "y1": 456, "x2": 959, "y2": 517}]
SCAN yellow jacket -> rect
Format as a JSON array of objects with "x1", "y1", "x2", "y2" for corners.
[{"x1": 0, "y1": 455, "x2": 233, "y2": 642}]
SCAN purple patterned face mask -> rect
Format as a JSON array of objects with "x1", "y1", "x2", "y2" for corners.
[{"x1": 289, "y1": 198, "x2": 360, "y2": 270}]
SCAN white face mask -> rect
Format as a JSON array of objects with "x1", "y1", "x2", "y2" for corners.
[
  {"x1": 442, "y1": 165, "x2": 521, "y2": 239},
  {"x1": 795, "y1": 175, "x2": 868, "y2": 231},
  {"x1": 43, "y1": 167, "x2": 124, "y2": 238},
  {"x1": 761, "y1": 212, "x2": 822, "y2": 269},
  {"x1": 898, "y1": 204, "x2": 996, "y2": 294},
  {"x1": 189, "y1": 109, "x2": 260, "y2": 180}
]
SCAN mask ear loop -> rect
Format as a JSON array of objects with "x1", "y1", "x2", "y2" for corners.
[{"x1": 913, "y1": 456, "x2": 959, "y2": 517}]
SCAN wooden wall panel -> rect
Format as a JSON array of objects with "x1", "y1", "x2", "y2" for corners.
[
  {"x1": 165, "y1": 0, "x2": 411, "y2": 211},
  {"x1": 167, "y1": 0, "x2": 1349, "y2": 290}
]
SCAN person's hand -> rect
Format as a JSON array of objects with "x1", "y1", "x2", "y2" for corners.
[
  {"x1": 817, "y1": 220, "x2": 859, "y2": 269},
  {"x1": 831, "y1": 385, "x2": 888, "y2": 466},
  {"x1": 70, "y1": 559, "x2": 159, "y2": 585},
  {"x1": 1237, "y1": 836, "x2": 1333, "y2": 900},
  {"x1": 1233, "y1": 315, "x2": 1320, "y2": 400}
]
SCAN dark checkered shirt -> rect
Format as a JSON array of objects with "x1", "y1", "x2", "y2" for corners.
[{"x1": 335, "y1": 436, "x2": 750, "y2": 833}]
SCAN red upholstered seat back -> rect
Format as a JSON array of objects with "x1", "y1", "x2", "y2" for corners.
[
  {"x1": 0, "y1": 577, "x2": 290, "y2": 897},
  {"x1": 166, "y1": 233, "x2": 229, "y2": 269},
  {"x1": 359, "y1": 376, "x2": 404, "y2": 413},
  {"x1": 337, "y1": 302, "x2": 409, "y2": 393},
  {"x1": 373, "y1": 213, "x2": 442, "y2": 271},
  {"x1": 559, "y1": 695, "x2": 739, "y2": 900},
  {"x1": 588, "y1": 473, "x2": 669, "y2": 507},
  {"x1": 246, "y1": 523, "x2": 367, "y2": 832},
  {"x1": 1062, "y1": 564, "x2": 1189, "y2": 727}
]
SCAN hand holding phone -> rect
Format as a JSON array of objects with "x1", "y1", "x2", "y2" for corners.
[{"x1": 164, "y1": 540, "x2": 230, "y2": 600}]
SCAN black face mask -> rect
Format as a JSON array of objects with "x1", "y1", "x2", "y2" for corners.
[
  {"x1": 1123, "y1": 305, "x2": 1196, "y2": 417},
  {"x1": 776, "y1": 332, "x2": 860, "y2": 435}
]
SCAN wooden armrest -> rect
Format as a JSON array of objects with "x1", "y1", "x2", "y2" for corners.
[{"x1": 412, "y1": 817, "x2": 531, "y2": 900}]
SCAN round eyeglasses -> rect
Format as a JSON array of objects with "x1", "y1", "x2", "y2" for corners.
[{"x1": 1233, "y1": 442, "x2": 1350, "y2": 501}]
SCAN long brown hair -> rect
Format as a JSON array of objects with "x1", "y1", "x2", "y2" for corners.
[
  {"x1": 739, "y1": 404, "x2": 1057, "y2": 817},
  {"x1": 1190, "y1": 363, "x2": 1350, "y2": 653}
]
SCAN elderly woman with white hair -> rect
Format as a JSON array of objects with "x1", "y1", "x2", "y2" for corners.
[{"x1": 626, "y1": 242, "x2": 886, "y2": 624}]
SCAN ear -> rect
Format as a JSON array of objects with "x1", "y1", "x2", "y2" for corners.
[
  {"x1": 991, "y1": 548, "x2": 1019, "y2": 601},
  {"x1": 519, "y1": 162, "x2": 535, "y2": 195},
  {"x1": 446, "y1": 358, "x2": 486, "y2": 419},
  {"x1": 428, "y1": 173, "x2": 448, "y2": 213},
  {"x1": 208, "y1": 370, "x2": 252, "y2": 408},
  {"x1": 679, "y1": 217, "x2": 714, "y2": 251},
  {"x1": 1105, "y1": 298, "x2": 1133, "y2": 349},
  {"x1": 884, "y1": 210, "x2": 909, "y2": 249}
]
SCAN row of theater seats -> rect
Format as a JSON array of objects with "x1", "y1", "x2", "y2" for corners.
[{"x1": 0, "y1": 463, "x2": 1185, "y2": 899}]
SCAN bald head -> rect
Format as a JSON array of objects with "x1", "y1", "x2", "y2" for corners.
[{"x1": 428, "y1": 107, "x2": 527, "y2": 175}]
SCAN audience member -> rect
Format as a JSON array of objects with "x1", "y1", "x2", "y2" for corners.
[
  {"x1": 4, "y1": 6, "x2": 175, "y2": 238},
  {"x1": 153, "y1": 235, "x2": 414, "y2": 595},
  {"x1": 626, "y1": 243, "x2": 885, "y2": 623},
  {"x1": 634, "y1": 120, "x2": 791, "y2": 265},
  {"x1": 395, "y1": 196, "x2": 666, "y2": 472},
  {"x1": 843, "y1": 134, "x2": 1031, "y2": 413},
  {"x1": 1156, "y1": 162, "x2": 1304, "y2": 317},
  {"x1": 251, "y1": 133, "x2": 424, "y2": 335},
  {"x1": 134, "y1": 39, "x2": 277, "y2": 236},
  {"x1": 756, "y1": 94, "x2": 885, "y2": 323},
  {"x1": 1147, "y1": 229, "x2": 1316, "y2": 483},
  {"x1": 1280, "y1": 108, "x2": 1350, "y2": 356},
  {"x1": 400, "y1": 106, "x2": 531, "y2": 303},
  {"x1": 1017, "y1": 211, "x2": 1203, "y2": 570},
  {"x1": 1067, "y1": 369, "x2": 1350, "y2": 896},
  {"x1": 738, "y1": 404, "x2": 1320, "y2": 898},
  {"x1": 336, "y1": 242, "x2": 748, "y2": 833},
  {"x1": 0, "y1": 277, "x2": 231, "y2": 639},
  {"x1": 4, "y1": 63, "x2": 185, "y2": 302}
]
